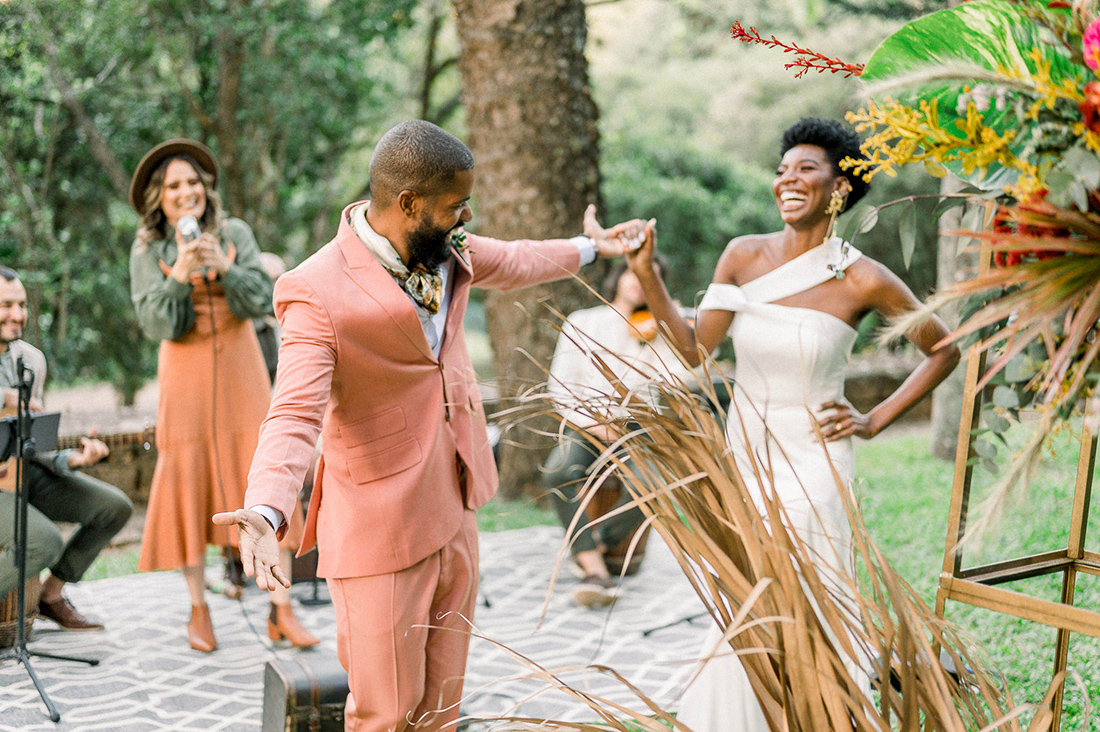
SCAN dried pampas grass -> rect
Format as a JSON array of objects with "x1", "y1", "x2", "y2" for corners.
[{"x1": 479, "y1": 314, "x2": 1062, "y2": 732}]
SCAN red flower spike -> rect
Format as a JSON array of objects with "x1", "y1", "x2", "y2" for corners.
[
  {"x1": 1047, "y1": 1, "x2": 1072, "y2": 8},
  {"x1": 730, "y1": 22, "x2": 864, "y2": 78}
]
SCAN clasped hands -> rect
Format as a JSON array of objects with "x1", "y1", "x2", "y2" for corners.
[
  {"x1": 584, "y1": 204, "x2": 650, "y2": 257},
  {"x1": 171, "y1": 231, "x2": 230, "y2": 283}
]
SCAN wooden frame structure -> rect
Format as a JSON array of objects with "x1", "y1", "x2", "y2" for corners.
[{"x1": 936, "y1": 266, "x2": 1100, "y2": 731}]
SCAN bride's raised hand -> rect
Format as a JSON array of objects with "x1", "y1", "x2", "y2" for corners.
[
  {"x1": 583, "y1": 204, "x2": 645, "y2": 258},
  {"x1": 625, "y1": 218, "x2": 658, "y2": 274}
]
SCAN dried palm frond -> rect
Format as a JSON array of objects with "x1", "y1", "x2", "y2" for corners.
[
  {"x1": 883, "y1": 198, "x2": 1100, "y2": 415},
  {"x1": 482, "y1": 321, "x2": 1061, "y2": 731},
  {"x1": 878, "y1": 198, "x2": 1100, "y2": 541}
]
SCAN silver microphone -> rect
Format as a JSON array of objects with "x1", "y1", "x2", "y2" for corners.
[{"x1": 177, "y1": 215, "x2": 202, "y2": 244}]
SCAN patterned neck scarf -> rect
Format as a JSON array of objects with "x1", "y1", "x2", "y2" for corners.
[{"x1": 350, "y1": 204, "x2": 444, "y2": 315}]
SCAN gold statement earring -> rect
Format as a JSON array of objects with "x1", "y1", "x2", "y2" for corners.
[{"x1": 824, "y1": 187, "x2": 850, "y2": 279}]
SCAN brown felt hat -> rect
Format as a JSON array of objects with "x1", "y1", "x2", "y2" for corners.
[{"x1": 129, "y1": 138, "x2": 218, "y2": 214}]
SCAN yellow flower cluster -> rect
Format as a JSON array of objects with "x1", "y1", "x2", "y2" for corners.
[
  {"x1": 999, "y1": 47, "x2": 1084, "y2": 120},
  {"x1": 844, "y1": 97, "x2": 1028, "y2": 184},
  {"x1": 1073, "y1": 122, "x2": 1100, "y2": 152}
]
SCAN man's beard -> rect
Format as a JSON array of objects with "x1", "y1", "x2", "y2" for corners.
[
  {"x1": 406, "y1": 217, "x2": 456, "y2": 271},
  {"x1": 0, "y1": 324, "x2": 22, "y2": 345}
]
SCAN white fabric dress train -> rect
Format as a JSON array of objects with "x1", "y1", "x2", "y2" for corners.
[{"x1": 676, "y1": 237, "x2": 868, "y2": 732}]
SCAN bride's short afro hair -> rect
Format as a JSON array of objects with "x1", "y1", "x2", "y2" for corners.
[{"x1": 780, "y1": 117, "x2": 870, "y2": 211}]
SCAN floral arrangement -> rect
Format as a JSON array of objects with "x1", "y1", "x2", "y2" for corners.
[
  {"x1": 449, "y1": 226, "x2": 471, "y2": 261},
  {"x1": 736, "y1": 0, "x2": 1100, "y2": 482}
]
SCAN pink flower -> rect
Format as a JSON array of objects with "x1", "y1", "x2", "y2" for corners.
[{"x1": 1085, "y1": 18, "x2": 1100, "y2": 70}]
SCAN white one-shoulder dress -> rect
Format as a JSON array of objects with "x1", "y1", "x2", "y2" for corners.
[{"x1": 677, "y1": 237, "x2": 868, "y2": 732}]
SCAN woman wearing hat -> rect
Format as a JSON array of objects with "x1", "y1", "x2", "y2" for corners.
[{"x1": 129, "y1": 139, "x2": 317, "y2": 652}]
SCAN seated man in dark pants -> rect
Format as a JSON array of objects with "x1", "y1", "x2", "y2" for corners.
[
  {"x1": 544, "y1": 258, "x2": 698, "y2": 608},
  {"x1": 0, "y1": 267, "x2": 133, "y2": 631}
]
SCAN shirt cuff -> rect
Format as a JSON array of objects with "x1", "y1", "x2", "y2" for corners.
[
  {"x1": 164, "y1": 277, "x2": 194, "y2": 299},
  {"x1": 52, "y1": 449, "x2": 75, "y2": 474},
  {"x1": 569, "y1": 235, "x2": 597, "y2": 267},
  {"x1": 221, "y1": 262, "x2": 243, "y2": 289},
  {"x1": 250, "y1": 504, "x2": 285, "y2": 532}
]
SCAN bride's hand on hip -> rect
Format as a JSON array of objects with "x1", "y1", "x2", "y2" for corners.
[{"x1": 815, "y1": 400, "x2": 873, "y2": 441}]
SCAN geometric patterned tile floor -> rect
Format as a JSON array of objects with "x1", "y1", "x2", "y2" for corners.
[{"x1": 0, "y1": 526, "x2": 712, "y2": 731}]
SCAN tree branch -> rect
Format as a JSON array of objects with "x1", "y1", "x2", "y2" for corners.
[
  {"x1": 428, "y1": 92, "x2": 463, "y2": 126},
  {"x1": 0, "y1": 144, "x2": 41, "y2": 253},
  {"x1": 420, "y1": 0, "x2": 444, "y2": 120},
  {"x1": 27, "y1": 9, "x2": 131, "y2": 199}
]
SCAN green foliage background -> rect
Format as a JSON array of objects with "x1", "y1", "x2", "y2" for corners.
[
  {"x1": 0, "y1": 0, "x2": 414, "y2": 400},
  {"x1": 1, "y1": 0, "x2": 945, "y2": 390},
  {"x1": 588, "y1": 0, "x2": 943, "y2": 316}
]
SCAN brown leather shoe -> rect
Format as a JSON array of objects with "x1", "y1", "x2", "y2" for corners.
[
  {"x1": 188, "y1": 603, "x2": 217, "y2": 653},
  {"x1": 38, "y1": 595, "x2": 105, "y2": 632},
  {"x1": 571, "y1": 574, "x2": 620, "y2": 609},
  {"x1": 268, "y1": 603, "x2": 320, "y2": 648}
]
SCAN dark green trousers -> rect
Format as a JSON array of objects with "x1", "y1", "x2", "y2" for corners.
[
  {"x1": 0, "y1": 461, "x2": 133, "y2": 595},
  {"x1": 542, "y1": 426, "x2": 645, "y2": 556}
]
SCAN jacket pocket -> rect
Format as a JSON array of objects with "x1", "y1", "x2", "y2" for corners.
[
  {"x1": 341, "y1": 406, "x2": 406, "y2": 447},
  {"x1": 346, "y1": 437, "x2": 422, "y2": 484}
]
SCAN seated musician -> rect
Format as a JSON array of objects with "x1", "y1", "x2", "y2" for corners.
[
  {"x1": 0, "y1": 267, "x2": 133, "y2": 631},
  {"x1": 544, "y1": 257, "x2": 698, "y2": 608}
]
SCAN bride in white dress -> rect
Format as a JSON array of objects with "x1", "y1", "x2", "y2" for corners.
[{"x1": 624, "y1": 117, "x2": 961, "y2": 731}]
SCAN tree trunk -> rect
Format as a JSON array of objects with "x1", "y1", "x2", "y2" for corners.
[
  {"x1": 454, "y1": 0, "x2": 602, "y2": 498},
  {"x1": 214, "y1": 1, "x2": 246, "y2": 220},
  {"x1": 929, "y1": 175, "x2": 975, "y2": 460}
]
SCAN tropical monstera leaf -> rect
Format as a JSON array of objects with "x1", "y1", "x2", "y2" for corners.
[{"x1": 860, "y1": 0, "x2": 1082, "y2": 189}]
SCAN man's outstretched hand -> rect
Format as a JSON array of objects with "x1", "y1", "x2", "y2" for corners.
[
  {"x1": 583, "y1": 204, "x2": 646, "y2": 258},
  {"x1": 211, "y1": 509, "x2": 290, "y2": 591}
]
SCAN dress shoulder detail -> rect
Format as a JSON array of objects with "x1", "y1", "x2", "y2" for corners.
[{"x1": 697, "y1": 283, "x2": 748, "y2": 313}]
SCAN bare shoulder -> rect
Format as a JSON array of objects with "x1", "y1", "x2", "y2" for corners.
[
  {"x1": 844, "y1": 255, "x2": 898, "y2": 288},
  {"x1": 845, "y1": 255, "x2": 919, "y2": 310},
  {"x1": 713, "y1": 234, "x2": 774, "y2": 284}
]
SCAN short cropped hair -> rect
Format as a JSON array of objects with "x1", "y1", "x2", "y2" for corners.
[
  {"x1": 368, "y1": 120, "x2": 475, "y2": 207},
  {"x1": 0, "y1": 267, "x2": 19, "y2": 282},
  {"x1": 780, "y1": 117, "x2": 870, "y2": 211}
]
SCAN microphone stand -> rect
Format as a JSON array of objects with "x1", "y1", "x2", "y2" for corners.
[
  {"x1": 641, "y1": 611, "x2": 708, "y2": 637},
  {"x1": 298, "y1": 564, "x2": 330, "y2": 607},
  {"x1": 294, "y1": 484, "x2": 328, "y2": 607},
  {"x1": 0, "y1": 358, "x2": 98, "y2": 722}
]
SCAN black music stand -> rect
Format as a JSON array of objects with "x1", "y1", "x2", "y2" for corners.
[
  {"x1": 298, "y1": 574, "x2": 331, "y2": 607},
  {"x1": 0, "y1": 358, "x2": 97, "y2": 723}
]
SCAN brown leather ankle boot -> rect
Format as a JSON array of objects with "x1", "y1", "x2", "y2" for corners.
[
  {"x1": 268, "y1": 603, "x2": 320, "y2": 648},
  {"x1": 188, "y1": 603, "x2": 217, "y2": 653}
]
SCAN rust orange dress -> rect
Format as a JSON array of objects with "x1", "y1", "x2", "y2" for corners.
[{"x1": 130, "y1": 218, "x2": 303, "y2": 572}]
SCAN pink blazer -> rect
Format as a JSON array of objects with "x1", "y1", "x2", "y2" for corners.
[{"x1": 245, "y1": 202, "x2": 582, "y2": 578}]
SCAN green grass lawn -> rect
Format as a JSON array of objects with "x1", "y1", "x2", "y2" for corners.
[
  {"x1": 81, "y1": 425, "x2": 1098, "y2": 727},
  {"x1": 857, "y1": 425, "x2": 1100, "y2": 730}
]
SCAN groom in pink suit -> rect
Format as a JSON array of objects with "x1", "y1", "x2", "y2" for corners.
[{"x1": 214, "y1": 120, "x2": 637, "y2": 731}]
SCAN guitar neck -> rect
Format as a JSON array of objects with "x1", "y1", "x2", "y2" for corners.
[{"x1": 56, "y1": 429, "x2": 156, "y2": 452}]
